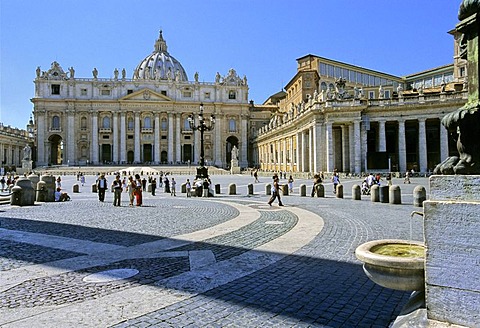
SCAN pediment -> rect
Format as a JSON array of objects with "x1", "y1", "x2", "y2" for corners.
[{"x1": 119, "y1": 89, "x2": 172, "y2": 102}]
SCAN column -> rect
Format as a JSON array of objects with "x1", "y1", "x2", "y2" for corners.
[
  {"x1": 241, "y1": 117, "x2": 248, "y2": 167},
  {"x1": 214, "y1": 116, "x2": 222, "y2": 167},
  {"x1": 120, "y1": 113, "x2": 126, "y2": 164},
  {"x1": 154, "y1": 114, "x2": 160, "y2": 164},
  {"x1": 134, "y1": 112, "x2": 141, "y2": 162},
  {"x1": 439, "y1": 119, "x2": 449, "y2": 161},
  {"x1": 326, "y1": 122, "x2": 333, "y2": 172},
  {"x1": 282, "y1": 138, "x2": 287, "y2": 171},
  {"x1": 301, "y1": 130, "x2": 307, "y2": 172},
  {"x1": 289, "y1": 136, "x2": 294, "y2": 172},
  {"x1": 175, "y1": 114, "x2": 181, "y2": 163},
  {"x1": 418, "y1": 118, "x2": 427, "y2": 173},
  {"x1": 296, "y1": 132, "x2": 301, "y2": 172},
  {"x1": 314, "y1": 122, "x2": 322, "y2": 173},
  {"x1": 167, "y1": 113, "x2": 174, "y2": 164},
  {"x1": 37, "y1": 110, "x2": 46, "y2": 165},
  {"x1": 354, "y1": 120, "x2": 361, "y2": 173},
  {"x1": 112, "y1": 113, "x2": 118, "y2": 163},
  {"x1": 309, "y1": 127, "x2": 313, "y2": 173},
  {"x1": 378, "y1": 119, "x2": 386, "y2": 152},
  {"x1": 341, "y1": 125, "x2": 349, "y2": 172},
  {"x1": 91, "y1": 112, "x2": 99, "y2": 164},
  {"x1": 349, "y1": 124, "x2": 354, "y2": 173},
  {"x1": 66, "y1": 110, "x2": 75, "y2": 165},
  {"x1": 398, "y1": 119, "x2": 407, "y2": 172}
]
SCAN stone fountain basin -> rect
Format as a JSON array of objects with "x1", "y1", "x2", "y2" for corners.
[{"x1": 355, "y1": 239, "x2": 425, "y2": 291}]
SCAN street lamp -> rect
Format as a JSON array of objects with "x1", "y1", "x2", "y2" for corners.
[{"x1": 188, "y1": 103, "x2": 215, "y2": 179}]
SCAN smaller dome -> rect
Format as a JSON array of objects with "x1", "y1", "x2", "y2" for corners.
[{"x1": 133, "y1": 31, "x2": 188, "y2": 82}]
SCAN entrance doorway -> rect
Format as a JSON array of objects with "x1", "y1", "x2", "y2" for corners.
[
  {"x1": 143, "y1": 144, "x2": 152, "y2": 163},
  {"x1": 226, "y1": 136, "x2": 239, "y2": 164},
  {"x1": 48, "y1": 134, "x2": 63, "y2": 165},
  {"x1": 101, "y1": 144, "x2": 112, "y2": 163}
]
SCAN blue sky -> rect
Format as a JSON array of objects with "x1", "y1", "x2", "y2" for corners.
[{"x1": 1, "y1": 0, "x2": 461, "y2": 129}]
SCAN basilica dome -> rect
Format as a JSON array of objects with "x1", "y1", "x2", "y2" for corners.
[{"x1": 133, "y1": 31, "x2": 188, "y2": 81}]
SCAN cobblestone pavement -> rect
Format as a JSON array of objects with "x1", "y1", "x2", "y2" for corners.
[{"x1": 0, "y1": 170, "x2": 428, "y2": 327}]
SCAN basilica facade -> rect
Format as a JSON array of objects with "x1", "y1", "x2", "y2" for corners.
[{"x1": 32, "y1": 31, "x2": 258, "y2": 168}]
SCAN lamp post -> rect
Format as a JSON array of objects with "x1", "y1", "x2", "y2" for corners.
[{"x1": 188, "y1": 103, "x2": 215, "y2": 179}]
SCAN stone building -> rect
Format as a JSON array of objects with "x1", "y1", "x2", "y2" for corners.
[
  {"x1": 32, "y1": 31, "x2": 251, "y2": 168},
  {"x1": 253, "y1": 50, "x2": 467, "y2": 175},
  {"x1": 0, "y1": 120, "x2": 34, "y2": 172}
]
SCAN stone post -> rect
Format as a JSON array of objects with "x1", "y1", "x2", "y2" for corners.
[
  {"x1": 281, "y1": 184, "x2": 288, "y2": 196},
  {"x1": 228, "y1": 183, "x2": 236, "y2": 195},
  {"x1": 247, "y1": 183, "x2": 254, "y2": 195},
  {"x1": 265, "y1": 183, "x2": 271, "y2": 196},
  {"x1": 352, "y1": 184, "x2": 361, "y2": 200},
  {"x1": 315, "y1": 184, "x2": 324, "y2": 197},
  {"x1": 413, "y1": 185, "x2": 426, "y2": 207},
  {"x1": 370, "y1": 185, "x2": 379, "y2": 202},
  {"x1": 389, "y1": 185, "x2": 401, "y2": 204},
  {"x1": 299, "y1": 184, "x2": 306, "y2": 197},
  {"x1": 336, "y1": 184, "x2": 343, "y2": 198},
  {"x1": 379, "y1": 185, "x2": 389, "y2": 203}
]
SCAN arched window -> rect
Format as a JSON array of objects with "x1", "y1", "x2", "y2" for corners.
[
  {"x1": 52, "y1": 115, "x2": 60, "y2": 129},
  {"x1": 320, "y1": 82, "x2": 328, "y2": 91},
  {"x1": 144, "y1": 117, "x2": 151, "y2": 128},
  {"x1": 102, "y1": 116, "x2": 110, "y2": 129},
  {"x1": 228, "y1": 90, "x2": 236, "y2": 99},
  {"x1": 161, "y1": 118, "x2": 167, "y2": 131},
  {"x1": 229, "y1": 119, "x2": 236, "y2": 132},
  {"x1": 81, "y1": 117, "x2": 87, "y2": 129},
  {"x1": 127, "y1": 118, "x2": 134, "y2": 130}
]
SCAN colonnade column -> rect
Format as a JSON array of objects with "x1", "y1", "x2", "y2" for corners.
[
  {"x1": 66, "y1": 109, "x2": 75, "y2": 165},
  {"x1": 282, "y1": 138, "x2": 287, "y2": 171},
  {"x1": 418, "y1": 118, "x2": 427, "y2": 173},
  {"x1": 36, "y1": 110, "x2": 46, "y2": 165},
  {"x1": 175, "y1": 114, "x2": 181, "y2": 163},
  {"x1": 378, "y1": 119, "x2": 386, "y2": 152},
  {"x1": 289, "y1": 136, "x2": 294, "y2": 172},
  {"x1": 439, "y1": 120, "x2": 449, "y2": 162},
  {"x1": 154, "y1": 114, "x2": 160, "y2": 164},
  {"x1": 301, "y1": 130, "x2": 307, "y2": 172},
  {"x1": 91, "y1": 111, "x2": 99, "y2": 164},
  {"x1": 309, "y1": 127, "x2": 313, "y2": 173},
  {"x1": 341, "y1": 125, "x2": 349, "y2": 172},
  {"x1": 354, "y1": 120, "x2": 361, "y2": 173},
  {"x1": 398, "y1": 119, "x2": 406, "y2": 172},
  {"x1": 112, "y1": 113, "x2": 118, "y2": 163},
  {"x1": 295, "y1": 132, "x2": 300, "y2": 172},
  {"x1": 241, "y1": 117, "x2": 248, "y2": 167},
  {"x1": 349, "y1": 124, "x2": 354, "y2": 173},
  {"x1": 326, "y1": 122, "x2": 333, "y2": 172},
  {"x1": 120, "y1": 113, "x2": 126, "y2": 163},
  {"x1": 167, "y1": 113, "x2": 174, "y2": 164},
  {"x1": 134, "y1": 112, "x2": 141, "y2": 163},
  {"x1": 194, "y1": 121, "x2": 200, "y2": 164},
  {"x1": 214, "y1": 117, "x2": 222, "y2": 167}
]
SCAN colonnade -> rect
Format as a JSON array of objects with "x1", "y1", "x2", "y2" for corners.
[{"x1": 257, "y1": 116, "x2": 450, "y2": 174}]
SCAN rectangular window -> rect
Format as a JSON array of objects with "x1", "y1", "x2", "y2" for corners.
[
  {"x1": 204, "y1": 92, "x2": 211, "y2": 99},
  {"x1": 127, "y1": 135, "x2": 134, "y2": 139},
  {"x1": 102, "y1": 135, "x2": 110, "y2": 139},
  {"x1": 384, "y1": 90, "x2": 390, "y2": 99},
  {"x1": 369, "y1": 91, "x2": 375, "y2": 99},
  {"x1": 183, "y1": 91, "x2": 192, "y2": 98},
  {"x1": 161, "y1": 90, "x2": 167, "y2": 96},
  {"x1": 51, "y1": 84, "x2": 60, "y2": 95},
  {"x1": 229, "y1": 91, "x2": 236, "y2": 99},
  {"x1": 327, "y1": 65, "x2": 334, "y2": 77},
  {"x1": 101, "y1": 90, "x2": 111, "y2": 96},
  {"x1": 161, "y1": 135, "x2": 167, "y2": 140},
  {"x1": 127, "y1": 90, "x2": 133, "y2": 94},
  {"x1": 81, "y1": 88, "x2": 87, "y2": 96},
  {"x1": 184, "y1": 135, "x2": 191, "y2": 140}
]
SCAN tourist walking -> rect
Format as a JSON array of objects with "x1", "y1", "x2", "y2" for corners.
[
  {"x1": 151, "y1": 178, "x2": 157, "y2": 196},
  {"x1": 202, "y1": 178, "x2": 209, "y2": 197},
  {"x1": 185, "y1": 179, "x2": 192, "y2": 197},
  {"x1": 112, "y1": 175, "x2": 123, "y2": 206},
  {"x1": 80, "y1": 174, "x2": 86, "y2": 186},
  {"x1": 171, "y1": 177, "x2": 176, "y2": 196},
  {"x1": 134, "y1": 174, "x2": 143, "y2": 206},
  {"x1": 268, "y1": 175, "x2": 284, "y2": 206},
  {"x1": 164, "y1": 177, "x2": 170, "y2": 193},
  {"x1": 96, "y1": 174, "x2": 108, "y2": 202},
  {"x1": 127, "y1": 176, "x2": 135, "y2": 207},
  {"x1": 253, "y1": 170, "x2": 259, "y2": 183},
  {"x1": 0, "y1": 176, "x2": 5, "y2": 192},
  {"x1": 332, "y1": 173, "x2": 340, "y2": 194},
  {"x1": 288, "y1": 175, "x2": 294, "y2": 193}
]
